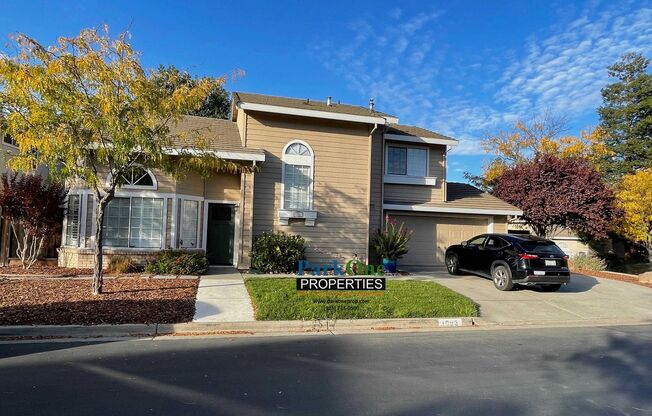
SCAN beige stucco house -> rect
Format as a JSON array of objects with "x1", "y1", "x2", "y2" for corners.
[{"x1": 58, "y1": 92, "x2": 522, "y2": 269}]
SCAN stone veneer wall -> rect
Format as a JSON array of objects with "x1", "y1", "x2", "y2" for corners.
[{"x1": 58, "y1": 248, "x2": 159, "y2": 269}]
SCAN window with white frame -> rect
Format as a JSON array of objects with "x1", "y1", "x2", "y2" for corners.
[
  {"x1": 282, "y1": 142, "x2": 313, "y2": 210},
  {"x1": 103, "y1": 197, "x2": 164, "y2": 248},
  {"x1": 115, "y1": 166, "x2": 157, "y2": 189},
  {"x1": 180, "y1": 200, "x2": 199, "y2": 248},
  {"x1": 386, "y1": 145, "x2": 428, "y2": 177},
  {"x1": 64, "y1": 195, "x2": 81, "y2": 246}
]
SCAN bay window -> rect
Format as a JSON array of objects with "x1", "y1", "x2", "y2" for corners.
[
  {"x1": 180, "y1": 200, "x2": 199, "y2": 248},
  {"x1": 103, "y1": 197, "x2": 163, "y2": 248},
  {"x1": 64, "y1": 195, "x2": 81, "y2": 246}
]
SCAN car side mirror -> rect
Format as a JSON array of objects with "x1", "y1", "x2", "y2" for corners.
[{"x1": 461, "y1": 241, "x2": 468, "y2": 247}]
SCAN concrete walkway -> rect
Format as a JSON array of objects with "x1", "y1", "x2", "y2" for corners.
[
  {"x1": 403, "y1": 267, "x2": 652, "y2": 326},
  {"x1": 192, "y1": 268, "x2": 255, "y2": 323}
]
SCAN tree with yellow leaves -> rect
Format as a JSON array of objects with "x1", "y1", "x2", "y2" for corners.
[
  {"x1": 0, "y1": 27, "x2": 247, "y2": 294},
  {"x1": 615, "y1": 169, "x2": 652, "y2": 252},
  {"x1": 468, "y1": 113, "x2": 611, "y2": 188}
]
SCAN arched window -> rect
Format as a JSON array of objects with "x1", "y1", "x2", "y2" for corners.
[
  {"x1": 282, "y1": 141, "x2": 313, "y2": 211},
  {"x1": 112, "y1": 166, "x2": 157, "y2": 190}
]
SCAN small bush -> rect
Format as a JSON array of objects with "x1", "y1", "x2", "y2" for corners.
[
  {"x1": 108, "y1": 255, "x2": 140, "y2": 273},
  {"x1": 252, "y1": 231, "x2": 305, "y2": 273},
  {"x1": 570, "y1": 253, "x2": 607, "y2": 271},
  {"x1": 144, "y1": 250, "x2": 209, "y2": 275}
]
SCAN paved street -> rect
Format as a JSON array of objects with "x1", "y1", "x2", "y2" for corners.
[{"x1": 1, "y1": 325, "x2": 650, "y2": 415}]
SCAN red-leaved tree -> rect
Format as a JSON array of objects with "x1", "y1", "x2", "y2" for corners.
[
  {"x1": 492, "y1": 155, "x2": 618, "y2": 239},
  {"x1": 0, "y1": 173, "x2": 66, "y2": 268}
]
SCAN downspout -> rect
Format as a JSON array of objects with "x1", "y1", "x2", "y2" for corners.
[{"x1": 443, "y1": 145, "x2": 453, "y2": 202}]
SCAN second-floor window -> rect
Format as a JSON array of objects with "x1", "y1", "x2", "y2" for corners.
[
  {"x1": 282, "y1": 141, "x2": 314, "y2": 211},
  {"x1": 386, "y1": 145, "x2": 428, "y2": 177},
  {"x1": 3, "y1": 133, "x2": 17, "y2": 147}
]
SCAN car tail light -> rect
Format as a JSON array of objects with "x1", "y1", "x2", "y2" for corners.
[
  {"x1": 519, "y1": 253, "x2": 539, "y2": 260},
  {"x1": 563, "y1": 255, "x2": 569, "y2": 260}
]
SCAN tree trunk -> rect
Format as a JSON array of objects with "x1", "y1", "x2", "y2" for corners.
[{"x1": 93, "y1": 196, "x2": 111, "y2": 295}]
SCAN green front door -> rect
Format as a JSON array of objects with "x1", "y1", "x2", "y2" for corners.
[{"x1": 205, "y1": 204, "x2": 235, "y2": 265}]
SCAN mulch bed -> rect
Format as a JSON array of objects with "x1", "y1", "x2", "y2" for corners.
[
  {"x1": 0, "y1": 265, "x2": 94, "y2": 277},
  {"x1": 573, "y1": 268, "x2": 652, "y2": 289},
  {"x1": 0, "y1": 278, "x2": 199, "y2": 325}
]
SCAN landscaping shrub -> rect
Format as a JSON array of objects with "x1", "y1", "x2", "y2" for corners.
[
  {"x1": 252, "y1": 231, "x2": 305, "y2": 273},
  {"x1": 570, "y1": 253, "x2": 607, "y2": 271},
  {"x1": 144, "y1": 250, "x2": 209, "y2": 275},
  {"x1": 107, "y1": 255, "x2": 141, "y2": 273}
]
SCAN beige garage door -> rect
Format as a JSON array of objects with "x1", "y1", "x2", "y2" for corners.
[{"x1": 394, "y1": 215, "x2": 489, "y2": 265}]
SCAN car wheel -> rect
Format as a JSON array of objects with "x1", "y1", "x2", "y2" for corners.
[
  {"x1": 492, "y1": 264, "x2": 514, "y2": 291},
  {"x1": 539, "y1": 284, "x2": 562, "y2": 292},
  {"x1": 446, "y1": 253, "x2": 460, "y2": 275}
]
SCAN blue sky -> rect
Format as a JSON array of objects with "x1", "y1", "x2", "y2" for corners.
[{"x1": 2, "y1": 0, "x2": 651, "y2": 182}]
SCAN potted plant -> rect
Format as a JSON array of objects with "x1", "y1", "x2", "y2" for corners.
[{"x1": 373, "y1": 215, "x2": 413, "y2": 273}]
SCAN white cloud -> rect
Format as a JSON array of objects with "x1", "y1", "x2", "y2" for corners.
[
  {"x1": 315, "y1": 3, "x2": 652, "y2": 156},
  {"x1": 496, "y1": 7, "x2": 652, "y2": 117}
]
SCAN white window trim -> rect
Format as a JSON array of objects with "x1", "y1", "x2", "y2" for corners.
[
  {"x1": 384, "y1": 144, "x2": 436, "y2": 186},
  {"x1": 62, "y1": 193, "x2": 83, "y2": 247},
  {"x1": 103, "y1": 196, "x2": 166, "y2": 249},
  {"x1": 106, "y1": 166, "x2": 158, "y2": 191},
  {"x1": 279, "y1": 140, "x2": 317, "y2": 226}
]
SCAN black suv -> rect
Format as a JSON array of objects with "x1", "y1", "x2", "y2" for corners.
[{"x1": 445, "y1": 234, "x2": 571, "y2": 291}]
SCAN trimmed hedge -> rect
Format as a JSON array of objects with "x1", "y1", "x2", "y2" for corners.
[
  {"x1": 252, "y1": 231, "x2": 305, "y2": 274},
  {"x1": 144, "y1": 250, "x2": 209, "y2": 275}
]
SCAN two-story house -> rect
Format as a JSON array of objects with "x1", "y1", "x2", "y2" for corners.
[{"x1": 58, "y1": 92, "x2": 522, "y2": 269}]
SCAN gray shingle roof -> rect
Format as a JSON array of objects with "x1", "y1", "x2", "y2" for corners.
[
  {"x1": 386, "y1": 124, "x2": 458, "y2": 142},
  {"x1": 385, "y1": 182, "x2": 521, "y2": 213},
  {"x1": 167, "y1": 115, "x2": 263, "y2": 156},
  {"x1": 233, "y1": 91, "x2": 397, "y2": 120}
]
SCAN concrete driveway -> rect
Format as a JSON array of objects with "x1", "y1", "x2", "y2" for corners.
[{"x1": 404, "y1": 268, "x2": 652, "y2": 326}]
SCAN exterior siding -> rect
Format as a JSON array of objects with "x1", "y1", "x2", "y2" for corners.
[
  {"x1": 245, "y1": 111, "x2": 372, "y2": 264},
  {"x1": 368, "y1": 128, "x2": 384, "y2": 261}
]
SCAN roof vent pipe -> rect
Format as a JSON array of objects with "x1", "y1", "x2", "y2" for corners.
[
  {"x1": 327, "y1": 96, "x2": 332, "y2": 106},
  {"x1": 369, "y1": 98, "x2": 375, "y2": 111}
]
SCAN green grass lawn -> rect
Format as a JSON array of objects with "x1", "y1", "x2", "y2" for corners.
[{"x1": 244, "y1": 278, "x2": 478, "y2": 320}]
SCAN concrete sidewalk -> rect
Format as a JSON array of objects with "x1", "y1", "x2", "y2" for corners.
[{"x1": 192, "y1": 269, "x2": 255, "y2": 323}]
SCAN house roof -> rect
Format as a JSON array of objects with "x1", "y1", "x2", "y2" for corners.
[
  {"x1": 386, "y1": 124, "x2": 458, "y2": 143},
  {"x1": 166, "y1": 115, "x2": 264, "y2": 161},
  {"x1": 384, "y1": 182, "x2": 522, "y2": 216},
  {"x1": 232, "y1": 91, "x2": 398, "y2": 122}
]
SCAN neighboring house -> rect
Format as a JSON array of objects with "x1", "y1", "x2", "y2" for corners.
[
  {"x1": 0, "y1": 131, "x2": 57, "y2": 266},
  {"x1": 508, "y1": 220, "x2": 594, "y2": 257},
  {"x1": 0, "y1": 132, "x2": 18, "y2": 266},
  {"x1": 58, "y1": 92, "x2": 522, "y2": 269}
]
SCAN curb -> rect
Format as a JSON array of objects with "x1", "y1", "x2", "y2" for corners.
[{"x1": 0, "y1": 317, "x2": 479, "y2": 340}]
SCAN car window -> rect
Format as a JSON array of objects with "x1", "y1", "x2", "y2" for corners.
[
  {"x1": 519, "y1": 241, "x2": 566, "y2": 255},
  {"x1": 467, "y1": 236, "x2": 486, "y2": 246},
  {"x1": 485, "y1": 237, "x2": 507, "y2": 249}
]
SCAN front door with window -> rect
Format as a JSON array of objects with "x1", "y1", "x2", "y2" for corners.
[{"x1": 205, "y1": 204, "x2": 235, "y2": 265}]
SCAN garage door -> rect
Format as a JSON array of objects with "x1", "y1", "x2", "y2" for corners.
[{"x1": 393, "y1": 215, "x2": 489, "y2": 265}]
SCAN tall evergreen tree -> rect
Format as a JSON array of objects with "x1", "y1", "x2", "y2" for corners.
[{"x1": 598, "y1": 52, "x2": 652, "y2": 178}]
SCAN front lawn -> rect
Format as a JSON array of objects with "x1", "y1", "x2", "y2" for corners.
[
  {"x1": 0, "y1": 278, "x2": 198, "y2": 325},
  {"x1": 245, "y1": 278, "x2": 478, "y2": 320}
]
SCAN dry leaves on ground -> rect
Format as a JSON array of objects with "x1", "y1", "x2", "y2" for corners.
[{"x1": 0, "y1": 278, "x2": 198, "y2": 325}]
